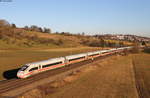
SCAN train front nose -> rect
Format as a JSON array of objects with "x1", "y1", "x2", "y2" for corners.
[{"x1": 17, "y1": 71, "x2": 24, "y2": 78}]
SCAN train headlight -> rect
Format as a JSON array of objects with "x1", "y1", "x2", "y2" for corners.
[{"x1": 17, "y1": 71, "x2": 24, "y2": 78}]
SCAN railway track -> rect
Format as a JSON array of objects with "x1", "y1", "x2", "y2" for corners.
[{"x1": 0, "y1": 53, "x2": 114, "y2": 97}]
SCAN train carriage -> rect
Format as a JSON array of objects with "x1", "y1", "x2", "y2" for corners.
[
  {"x1": 65, "y1": 53, "x2": 87, "y2": 64},
  {"x1": 17, "y1": 57, "x2": 65, "y2": 78}
]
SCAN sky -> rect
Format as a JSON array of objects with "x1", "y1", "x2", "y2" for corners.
[{"x1": 0, "y1": 0, "x2": 150, "y2": 37}]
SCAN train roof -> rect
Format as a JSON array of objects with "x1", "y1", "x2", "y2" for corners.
[
  {"x1": 87, "y1": 51, "x2": 100, "y2": 55},
  {"x1": 100, "y1": 50, "x2": 110, "y2": 53},
  {"x1": 65, "y1": 53, "x2": 87, "y2": 59},
  {"x1": 26, "y1": 57, "x2": 65, "y2": 66}
]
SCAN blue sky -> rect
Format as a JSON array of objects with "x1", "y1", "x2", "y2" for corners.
[{"x1": 0, "y1": 0, "x2": 150, "y2": 37}]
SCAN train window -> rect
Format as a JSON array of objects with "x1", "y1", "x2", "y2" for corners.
[
  {"x1": 42, "y1": 61, "x2": 62, "y2": 68},
  {"x1": 89, "y1": 53, "x2": 99, "y2": 56},
  {"x1": 101, "y1": 52, "x2": 107, "y2": 54},
  {"x1": 69, "y1": 56, "x2": 85, "y2": 62},
  {"x1": 20, "y1": 65, "x2": 29, "y2": 71},
  {"x1": 29, "y1": 67, "x2": 38, "y2": 72}
]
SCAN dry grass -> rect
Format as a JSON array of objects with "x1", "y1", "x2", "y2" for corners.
[
  {"x1": 132, "y1": 53, "x2": 150, "y2": 97},
  {"x1": 46, "y1": 55, "x2": 139, "y2": 98},
  {"x1": 105, "y1": 39, "x2": 133, "y2": 46},
  {"x1": 18, "y1": 88, "x2": 44, "y2": 98}
]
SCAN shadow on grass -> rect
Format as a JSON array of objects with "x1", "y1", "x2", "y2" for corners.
[
  {"x1": 143, "y1": 47, "x2": 150, "y2": 54},
  {"x1": 3, "y1": 68, "x2": 20, "y2": 79}
]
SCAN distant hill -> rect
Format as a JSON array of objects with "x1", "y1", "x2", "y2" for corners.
[{"x1": 0, "y1": 19, "x2": 134, "y2": 49}]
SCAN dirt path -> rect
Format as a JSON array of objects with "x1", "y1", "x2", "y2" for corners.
[
  {"x1": 46, "y1": 55, "x2": 139, "y2": 98},
  {"x1": 132, "y1": 53, "x2": 150, "y2": 98}
]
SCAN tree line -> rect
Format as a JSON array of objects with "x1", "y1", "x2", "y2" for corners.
[
  {"x1": 24, "y1": 25, "x2": 51, "y2": 33},
  {"x1": 0, "y1": 19, "x2": 51, "y2": 33}
]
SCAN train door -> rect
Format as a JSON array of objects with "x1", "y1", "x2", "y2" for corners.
[
  {"x1": 29, "y1": 66, "x2": 39, "y2": 75},
  {"x1": 85, "y1": 54, "x2": 88, "y2": 60},
  {"x1": 64, "y1": 57, "x2": 69, "y2": 65},
  {"x1": 39, "y1": 65, "x2": 42, "y2": 71}
]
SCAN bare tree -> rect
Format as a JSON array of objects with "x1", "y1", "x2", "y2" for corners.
[
  {"x1": 43, "y1": 27, "x2": 51, "y2": 33},
  {"x1": 11, "y1": 23, "x2": 16, "y2": 28},
  {"x1": 0, "y1": 19, "x2": 10, "y2": 27}
]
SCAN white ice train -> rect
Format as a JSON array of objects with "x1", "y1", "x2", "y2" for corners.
[{"x1": 17, "y1": 47, "x2": 132, "y2": 78}]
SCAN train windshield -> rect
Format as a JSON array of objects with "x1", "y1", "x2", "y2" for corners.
[{"x1": 20, "y1": 65, "x2": 29, "y2": 71}]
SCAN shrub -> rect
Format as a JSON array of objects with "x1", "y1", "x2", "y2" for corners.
[
  {"x1": 131, "y1": 43, "x2": 140, "y2": 53},
  {"x1": 143, "y1": 47, "x2": 150, "y2": 53}
]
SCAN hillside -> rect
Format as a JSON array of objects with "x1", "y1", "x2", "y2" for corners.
[
  {"x1": 0, "y1": 28, "x2": 83, "y2": 49},
  {"x1": 0, "y1": 20, "x2": 133, "y2": 50},
  {"x1": 0, "y1": 28, "x2": 133, "y2": 49}
]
